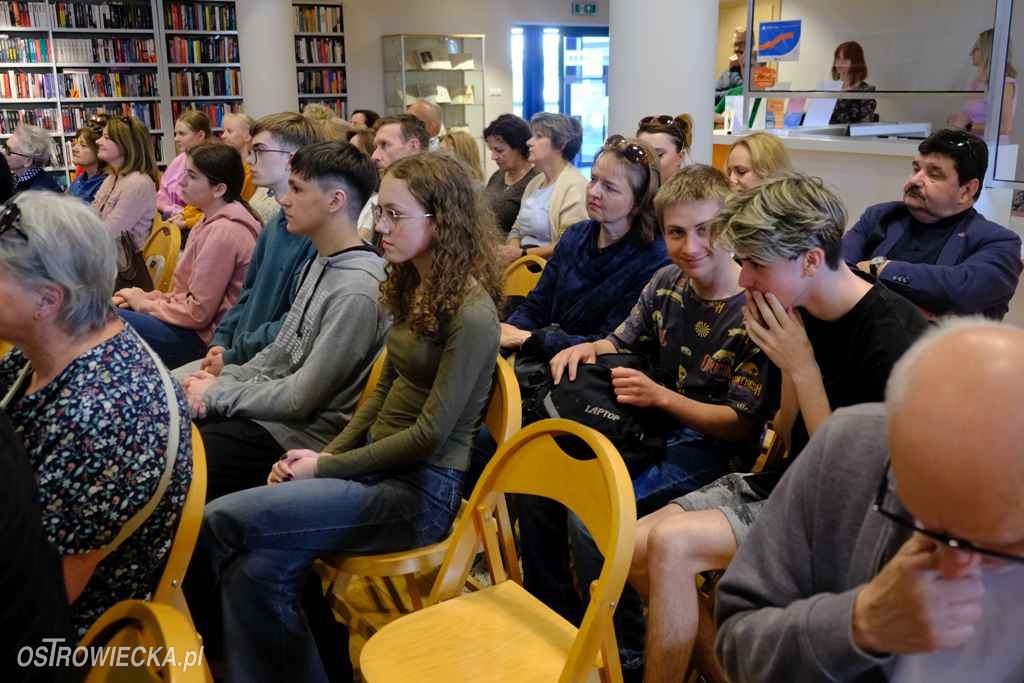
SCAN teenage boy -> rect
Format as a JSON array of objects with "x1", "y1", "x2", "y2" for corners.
[
  {"x1": 630, "y1": 173, "x2": 928, "y2": 683},
  {"x1": 182, "y1": 141, "x2": 390, "y2": 502},
  {"x1": 174, "y1": 112, "x2": 323, "y2": 379},
  {"x1": 541, "y1": 165, "x2": 779, "y2": 671},
  {"x1": 356, "y1": 114, "x2": 430, "y2": 243}
]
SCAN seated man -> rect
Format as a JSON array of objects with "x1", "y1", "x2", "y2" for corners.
[
  {"x1": 356, "y1": 114, "x2": 430, "y2": 243},
  {"x1": 843, "y1": 128, "x2": 1022, "y2": 319},
  {"x1": 183, "y1": 141, "x2": 390, "y2": 502},
  {"x1": 629, "y1": 173, "x2": 928, "y2": 683},
  {"x1": 716, "y1": 319, "x2": 1024, "y2": 683},
  {"x1": 549, "y1": 165, "x2": 779, "y2": 675},
  {"x1": 176, "y1": 112, "x2": 323, "y2": 378}
]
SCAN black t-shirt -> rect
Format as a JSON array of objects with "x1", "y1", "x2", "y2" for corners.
[
  {"x1": 886, "y1": 207, "x2": 971, "y2": 266},
  {"x1": 0, "y1": 409, "x2": 74, "y2": 682}
]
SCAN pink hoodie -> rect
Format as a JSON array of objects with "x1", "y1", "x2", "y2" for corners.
[{"x1": 139, "y1": 202, "x2": 262, "y2": 343}]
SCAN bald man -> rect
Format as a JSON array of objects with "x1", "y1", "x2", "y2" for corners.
[
  {"x1": 406, "y1": 99, "x2": 445, "y2": 149},
  {"x1": 715, "y1": 318, "x2": 1024, "y2": 683}
]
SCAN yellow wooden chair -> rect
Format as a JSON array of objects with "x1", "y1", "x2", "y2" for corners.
[
  {"x1": 319, "y1": 355, "x2": 521, "y2": 626},
  {"x1": 360, "y1": 418, "x2": 636, "y2": 683},
  {"x1": 356, "y1": 348, "x2": 388, "y2": 409},
  {"x1": 502, "y1": 254, "x2": 547, "y2": 299},
  {"x1": 0, "y1": 340, "x2": 11, "y2": 358},
  {"x1": 79, "y1": 600, "x2": 210, "y2": 682},
  {"x1": 143, "y1": 218, "x2": 181, "y2": 293}
]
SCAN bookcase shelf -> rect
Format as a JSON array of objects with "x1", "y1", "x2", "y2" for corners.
[{"x1": 292, "y1": 2, "x2": 345, "y2": 117}]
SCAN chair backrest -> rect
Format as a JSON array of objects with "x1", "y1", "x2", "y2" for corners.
[
  {"x1": 750, "y1": 423, "x2": 788, "y2": 474},
  {"x1": 483, "y1": 355, "x2": 521, "y2": 445},
  {"x1": 356, "y1": 348, "x2": 388, "y2": 409},
  {"x1": 430, "y1": 419, "x2": 635, "y2": 682},
  {"x1": 152, "y1": 426, "x2": 206, "y2": 625},
  {"x1": 144, "y1": 219, "x2": 181, "y2": 293},
  {"x1": 502, "y1": 254, "x2": 547, "y2": 299},
  {"x1": 80, "y1": 600, "x2": 209, "y2": 682},
  {"x1": 0, "y1": 340, "x2": 11, "y2": 358}
]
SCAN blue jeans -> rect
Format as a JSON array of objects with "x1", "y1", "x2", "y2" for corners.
[
  {"x1": 118, "y1": 309, "x2": 207, "y2": 368},
  {"x1": 566, "y1": 427, "x2": 735, "y2": 676},
  {"x1": 186, "y1": 464, "x2": 464, "y2": 683}
]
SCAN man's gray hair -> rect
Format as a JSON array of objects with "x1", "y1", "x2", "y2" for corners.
[
  {"x1": 885, "y1": 316, "x2": 1010, "y2": 413},
  {"x1": 530, "y1": 112, "x2": 583, "y2": 161},
  {"x1": 0, "y1": 191, "x2": 117, "y2": 335},
  {"x1": 13, "y1": 123, "x2": 55, "y2": 165}
]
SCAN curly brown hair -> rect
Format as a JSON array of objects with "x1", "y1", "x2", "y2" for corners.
[{"x1": 380, "y1": 152, "x2": 503, "y2": 337}]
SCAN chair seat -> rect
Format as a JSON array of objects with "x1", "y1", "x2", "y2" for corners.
[
  {"x1": 321, "y1": 537, "x2": 451, "y2": 577},
  {"x1": 361, "y1": 580, "x2": 600, "y2": 682}
]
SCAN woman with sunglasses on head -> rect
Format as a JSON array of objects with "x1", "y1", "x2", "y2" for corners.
[
  {"x1": 3, "y1": 124, "x2": 61, "y2": 194},
  {"x1": 185, "y1": 152, "x2": 502, "y2": 682},
  {"x1": 501, "y1": 135, "x2": 670, "y2": 360},
  {"x1": 67, "y1": 124, "x2": 108, "y2": 203},
  {"x1": 113, "y1": 143, "x2": 261, "y2": 368},
  {"x1": 637, "y1": 113, "x2": 694, "y2": 182}
]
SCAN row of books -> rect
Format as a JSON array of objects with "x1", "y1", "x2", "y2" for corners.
[
  {"x1": 54, "y1": 37, "x2": 157, "y2": 64},
  {"x1": 164, "y1": 3, "x2": 236, "y2": 32},
  {"x1": 0, "y1": 106, "x2": 57, "y2": 132},
  {"x1": 300, "y1": 98, "x2": 344, "y2": 117},
  {"x1": 0, "y1": 36, "x2": 50, "y2": 63},
  {"x1": 171, "y1": 100, "x2": 239, "y2": 126},
  {"x1": 0, "y1": 71, "x2": 55, "y2": 98},
  {"x1": 169, "y1": 68, "x2": 239, "y2": 97},
  {"x1": 293, "y1": 5, "x2": 341, "y2": 34},
  {"x1": 61, "y1": 69, "x2": 158, "y2": 99},
  {"x1": 167, "y1": 36, "x2": 237, "y2": 64},
  {"x1": 295, "y1": 37, "x2": 343, "y2": 65},
  {"x1": 297, "y1": 69, "x2": 345, "y2": 95},
  {"x1": 0, "y1": 2, "x2": 50, "y2": 28},
  {"x1": 62, "y1": 102, "x2": 160, "y2": 130},
  {"x1": 52, "y1": 2, "x2": 153, "y2": 30}
]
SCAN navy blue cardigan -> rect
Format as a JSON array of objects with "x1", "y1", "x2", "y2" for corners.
[
  {"x1": 507, "y1": 219, "x2": 670, "y2": 359},
  {"x1": 842, "y1": 201, "x2": 1022, "y2": 319}
]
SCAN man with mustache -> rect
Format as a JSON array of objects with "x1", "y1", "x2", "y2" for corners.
[{"x1": 842, "y1": 129, "x2": 1021, "y2": 319}]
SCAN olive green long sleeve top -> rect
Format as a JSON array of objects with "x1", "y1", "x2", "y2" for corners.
[{"x1": 316, "y1": 287, "x2": 500, "y2": 479}]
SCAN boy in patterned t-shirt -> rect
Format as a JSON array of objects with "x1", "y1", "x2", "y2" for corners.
[{"x1": 548, "y1": 165, "x2": 780, "y2": 676}]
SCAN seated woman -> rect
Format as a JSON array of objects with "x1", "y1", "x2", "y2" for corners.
[
  {"x1": 500, "y1": 112, "x2": 589, "y2": 263},
  {"x1": 637, "y1": 113, "x2": 693, "y2": 182},
  {"x1": 114, "y1": 143, "x2": 261, "y2": 368},
  {"x1": 0, "y1": 191, "x2": 191, "y2": 637},
  {"x1": 157, "y1": 109, "x2": 212, "y2": 221},
  {"x1": 948, "y1": 28, "x2": 1017, "y2": 136},
  {"x1": 724, "y1": 131, "x2": 793, "y2": 192},
  {"x1": 829, "y1": 41, "x2": 878, "y2": 125},
  {"x1": 4, "y1": 124, "x2": 61, "y2": 194},
  {"x1": 484, "y1": 113, "x2": 538, "y2": 235},
  {"x1": 67, "y1": 124, "x2": 108, "y2": 203},
  {"x1": 440, "y1": 129, "x2": 485, "y2": 185},
  {"x1": 185, "y1": 152, "x2": 502, "y2": 682},
  {"x1": 92, "y1": 115, "x2": 161, "y2": 289},
  {"x1": 349, "y1": 108, "x2": 379, "y2": 129},
  {"x1": 501, "y1": 136, "x2": 670, "y2": 361}
]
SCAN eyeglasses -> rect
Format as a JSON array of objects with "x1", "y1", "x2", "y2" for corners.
[
  {"x1": 873, "y1": 460, "x2": 1024, "y2": 565},
  {"x1": 2, "y1": 141, "x2": 33, "y2": 160},
  {"x1": 604, "y1": 135, "x2": 653, "y2": 166},
  {"x1": 0, "y1": 202, "x2": 26, "y2": 241},
  {"x1": 251, "y1": 146, "x2": 291, "y2": 164},
  {"x1": 372, "y1": 203, "x2": 434, "y2": 226}
]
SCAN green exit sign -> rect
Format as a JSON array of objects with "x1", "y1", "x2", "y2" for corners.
[{"x1": 572, "y1": 2, "x2": 598, "y2": 15}]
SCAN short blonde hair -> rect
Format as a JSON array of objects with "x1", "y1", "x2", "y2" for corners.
[
  {"x1": 13, "y1": 124, "x2": 54, "y2": 165},
  {"x1": 439, "y1": 130, "x2": 484, "y2": 182},
  {"x1": 728, "y1": 132, "x2": 792, "y2": 182},
  {"x1": 709, "y1": 172, "x2": 847, "y2": 269},
  {"x1": 654, "y1": 163, "x2": 731, "y2": 224},
  {"x1": 223, "y1": 112, "x2": 255, "y2": 133}
]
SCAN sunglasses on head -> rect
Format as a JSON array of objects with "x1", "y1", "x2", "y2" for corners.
[
  {"x1": 604, "y1": 134, "x2": 652, "y2": 166},
  {"x1": 639, "y1": 115, "x2": 675, "y2": 127}
]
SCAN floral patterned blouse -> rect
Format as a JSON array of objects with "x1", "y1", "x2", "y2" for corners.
[
  {"x1": 0, "y1": 325, "x2": 192, "y2": 636},
  {"x1": 830, "y1": 81, "x2": 878, "y2": 125}
]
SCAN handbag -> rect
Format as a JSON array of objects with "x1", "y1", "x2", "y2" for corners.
[{"x1": 115, "y1": 231, "x2": 154, "y2": 291}]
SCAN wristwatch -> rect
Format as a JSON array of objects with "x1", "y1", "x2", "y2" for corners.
[{"x1": 868, "y1": 256, "x2": 886, "y2": 277}]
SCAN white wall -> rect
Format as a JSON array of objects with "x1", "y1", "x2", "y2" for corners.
[{"x1": 237, "y1": 0, "x2": 300, "y2": 117}]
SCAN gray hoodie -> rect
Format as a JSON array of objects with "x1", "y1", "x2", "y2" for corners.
[{"x1": 203, "y1": 246, "x2": 390, "y2": 450}]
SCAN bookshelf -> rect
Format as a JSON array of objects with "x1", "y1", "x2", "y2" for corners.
[{"x1": 292, "y1": 2, "x2": 345, "y2": 117}]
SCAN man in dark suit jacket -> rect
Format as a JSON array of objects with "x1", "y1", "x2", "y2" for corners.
[{"x1": 842, "y1": 129, "x2": 1022, "y2": 319}]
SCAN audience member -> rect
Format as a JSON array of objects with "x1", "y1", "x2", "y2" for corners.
[
  {"x1": 0, "y1": 192, "x2": 191, "y2": 637},
  {"x1": 844, "y1": 129, "x2": 1022, "y2": 318},
  {"x1": 716, "y1": 319, "x2": 1024, "y2": 683},
  {"x1": 348, "y1": 128, "x2": 375, "y2": 156},
  {"x1": 179, "y1": 112, "x2": 321, "y2": 379},
  {"x1": 158, "y1": 109, "x2": 212, "y2": 219},
  {"x1": 629, "y1": 173, "x2": 927, "y2": 682},
  {"x1": 67, "y1": 124, "x2": 108, "y2": 203},
  {"x1": 407, "y1": 99, "x2": 446, "y2": 149},
  {"x1": 221, "y1": 112, "x2": 278, "y2": 223},
  {"x1": 114, "y1": 144, "x2": 261, "y2": 367},
  {"x1": 484, "y1": 113, "x2": 539, "y2": 235},
  {"x1": 4, "y1": 124, "x2": 61, "y2": 193},
  {"x1": 182, "y1": 141, "x2": 389, "y2": 501},
  {"x1": 92, "y1": 115, "x2": 160, "y2": 289},
  {"x1": 637, "y1": 113, "x2": 693, "y2": 181},
  {"x1": 724, "y1": 131, "x2": 793, "y2": 192},
  {"x1": 830, "y1": 41, "x2": 878, "y2": 125},
  {"x1": 948, "y1": 28, "x2": 1017, "y2": 136},
  {"x1": 501, "y1": 136, "x2": 669, "y2": 360},
  {"x1": 349, "y1": 108, "x2": 379, "y2": 129},
  {"x1": 501, "y1": 112, "x2": 588, "y2": 263},
  {"x1": 186, "y1": 152, "x2": 502, "y2": 682},
  {"x1": 548, "y1": 166, "x2": 780, "y2": 673},
  {"x1": 440, "y1": 129, "x2": 485, "y2": 183},
  {"x1": 716, "y1": 28, "x2": 748, "y2": 102},
  {"x1": 356, "y1": 114, "x2": 430, "y2": 243}
]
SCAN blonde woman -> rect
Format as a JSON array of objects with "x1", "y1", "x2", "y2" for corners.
[
  {"x1": 440, "y1": 129, "x2": 484, "y2": 183},
  {"x1": 948, "y1": 28, "x2": 1017, "y2": 136},
  {"x1": 724, "y1": 132, "x2": 793, "y2": 192}
]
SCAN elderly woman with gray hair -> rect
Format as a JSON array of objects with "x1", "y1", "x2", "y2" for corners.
[
  {"x1": 3, "y1": 124, "x2": 62, "y2": 194},
  {"x1": 500, "y1": 111, "x2": 588, "y2": 264},
  {"x1": 0, "y1": 191, "x2": 192, "y2": 637}
]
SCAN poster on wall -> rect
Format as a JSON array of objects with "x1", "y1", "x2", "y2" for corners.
[{"x1": 758, "y1": 20, "x2": 801, "y2": 61}]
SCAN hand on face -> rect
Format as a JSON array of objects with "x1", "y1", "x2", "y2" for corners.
[{"x1": 742, "y1": 290, "x2": 815, "y2": 377}]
